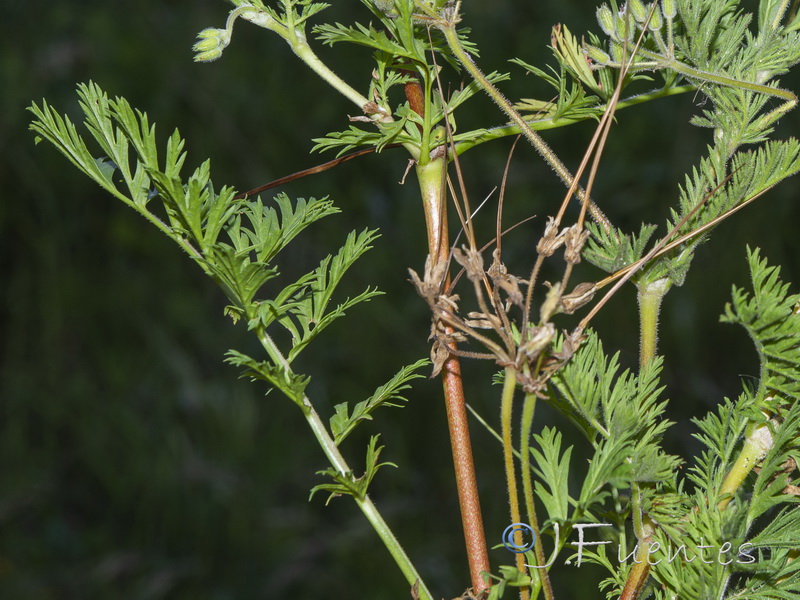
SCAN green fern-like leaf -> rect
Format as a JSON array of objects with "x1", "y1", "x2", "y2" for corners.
[
  {"x1": 248, "y1": 228, "x2": 383, "y2": 363},
  {"x1": 309, "y1": 436, "x2": 396, "y2": 503},
  {"x1": 720, "y1": 247, "x2": 800, "y2": 411},
  {"x1": 549, "y1": 331, "x2": 679, "y2": 514},
  {"x1": 330, "y1": 359, "x2": 429, "y2": 445},
  {"x1": 530, "y1": 427, "x2": 574, "y2": 523},
  {"x1": 225, "y1": 349, "x2": 311, "y2": 406}
]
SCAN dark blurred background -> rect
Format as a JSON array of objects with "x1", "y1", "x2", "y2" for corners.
[{"x1": 3, "y1": 1, "x2": 800, "y2": 598}]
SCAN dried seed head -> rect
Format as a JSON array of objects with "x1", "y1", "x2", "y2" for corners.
[
  {"x1": 553, "y1": 327, "x2": 586, "y2": 363},
  {"x1": 536, "y1": 217, "x2": 569, "y2": 257},
  {"x1": 489, "y1": 250, "x2": 524, "y2": 308},
  {"x1": 427, "y1": 313, "x2": 466, "y2": 377},
  {"x1": 466, "y1": 311, "x2": 502, "y2": 330},
  {"x1": 435, "y1": 292, "x2": 461, "y2": 315},
  {"x1": 560, "y1": 282, "x2": 597, "y2": 314},
  {"x1": 520, "y1": 322, "x2": 555, "y2": 360},
  {"x1": 408, "y1": 255, "x2": 448, "y2": 304},
  {"x1": 563, "y1": 225, "x2": 591, "y2": 264},
  {"x1": 518, "y1": 372, "x2": 548, "y2": 397},
  {"x1": 453, "y1": 246, "x2": 485, "y2": 282}
]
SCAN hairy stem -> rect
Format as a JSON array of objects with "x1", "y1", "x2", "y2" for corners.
[
  {"x1": 416, "y1": 157, "x2": 492, "y2": 593},
  {"x1": 619, "y1": 486, "x2": 655, "y2": 600},
  {"x1": 718, "y1": 420, "x2": 774, "y2": 510},
  {"x1": 452, "y1": 85, "x2": 693, "y2": 154},
  {"x1": 619, "y1": 274, "x2": 670, "y2": 600},
  {"x1": 619, "y1": 554, "x2": 651, "y2": 600},
  {"x1": 635, "y1": 47, "x2": 799, "y2": 105},
  {"x1": 501, "y1": 368, "x2": 530, "y2": 600},
  {"x1": 520, "y1": 389, "x2": 555, "y2": 600},
  {"x1": 438, "y1": 19, "x2": 612, "y2": 231},
  {"x1": 637, "y1": 278, "x2": 670, "y2": 370}
]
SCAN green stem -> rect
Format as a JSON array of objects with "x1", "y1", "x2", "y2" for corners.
[
  {"x1": 416, "y1": 157, "x2": 448, "y2": 259},
  {"x1": 619, "y1": 481, "x2": 655, "y2": 600},
  {"x1": 631, "y1": 483, "x2": 646, "y2": 541},
  {"x1": 613, "y1": 47, "x2": 799, "y2": 132},
  {"x1": 452, "y1": 85, "x2": 695, "y2": 155},
  {"x1": 438, "y1": 20, "x2": 612, "y2": 231},
  {"x1": 289, "y1": 33, "x2": 379, "y2": 115},
  {"x1": 637, "y1": 278, "x2": 670, "y2": 370},
  {"x1": 501, "y1": 368, "x2": 530, "y2": 600},
  {"x1": 718, "y1": 420, "x2": 774, "y2": 510},
  {"x1": 768, "y1": 0, "x2": 793, "y2": 30},
  {"x1": 520, "y1": 389, "x2": 555, "y2": 600},
  {"x1": 636, "y1": 48, "x2": 798, "y2": 103},
  {"x1": 620, "y1": 275, "x2": 670, "y2": 600},
  {"x1": 255, "y1": 327, "x2": 434, "y2": 600},
  {"x1": 243, "y1": 5, "x2": 423, "y2": 161},
  {"x1": 243, "y1": 9, "x2": 371, "y2": 110},
  {"x1": 416, "y1": 155, "x2": 492, "y2": 594},
  {"x1": 439, "y1": 24, "x2": 575, "y2": 195}
]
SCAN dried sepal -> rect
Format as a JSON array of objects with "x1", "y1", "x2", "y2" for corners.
[
  {"x1": 488, "y1": 250, "x2": 524, "y2": 308},
  {"x1": 519, "y1": 322, "x2": 555, "y2": 361},
  {"x1": 552, "y1": 328, "x2": 586, "y2": 365},
  {"x1": 429, "y1": 337, "x2": 450, "y2": 377},
  {"x1": 563, "y1": 225, "x2": 591, "y2": 264},
  {"x1": 517, "y1": 371, "x2": 549, "y2": 397},
  {"x1": 537, "y1": 217, "x2": 569, "y2": 257},
  {"x1": 408, "y1": 255, "x2": 448, "y2": 304},
  {"x1": 428, "y1": 319, "x2": 467, "y2": 377},
  {"x1": 536, "y1": 327, "x2": 587, "y2": 383},
  {"x1": 466, "y1": 311, "x2": 502, "y2": 330},
  {"x1": 452, "y1": 246, "x2": 485, "y2": 282}
]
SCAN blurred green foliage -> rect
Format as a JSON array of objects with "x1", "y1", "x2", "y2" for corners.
[{"x1": 4, "y1": 1, "x2": 800, "y2": 598}]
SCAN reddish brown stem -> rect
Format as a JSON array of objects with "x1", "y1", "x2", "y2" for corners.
[
  {"x1": 417, "y1": 155, "x2": 491, "y2": 594},
  {"x1": 619, "y1": 560, "x2": 650, "y2": 600},
  {"x1": 442, "y1": 340, "x2": 492, "y2": 594}
]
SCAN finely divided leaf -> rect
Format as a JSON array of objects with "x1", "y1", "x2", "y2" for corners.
[
  {"x1": 530, "y1": 427, "x2": 573, "y2": 522},
  {"x1": 330, "y1": 359, "x2": 429, "y2": 445}
]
